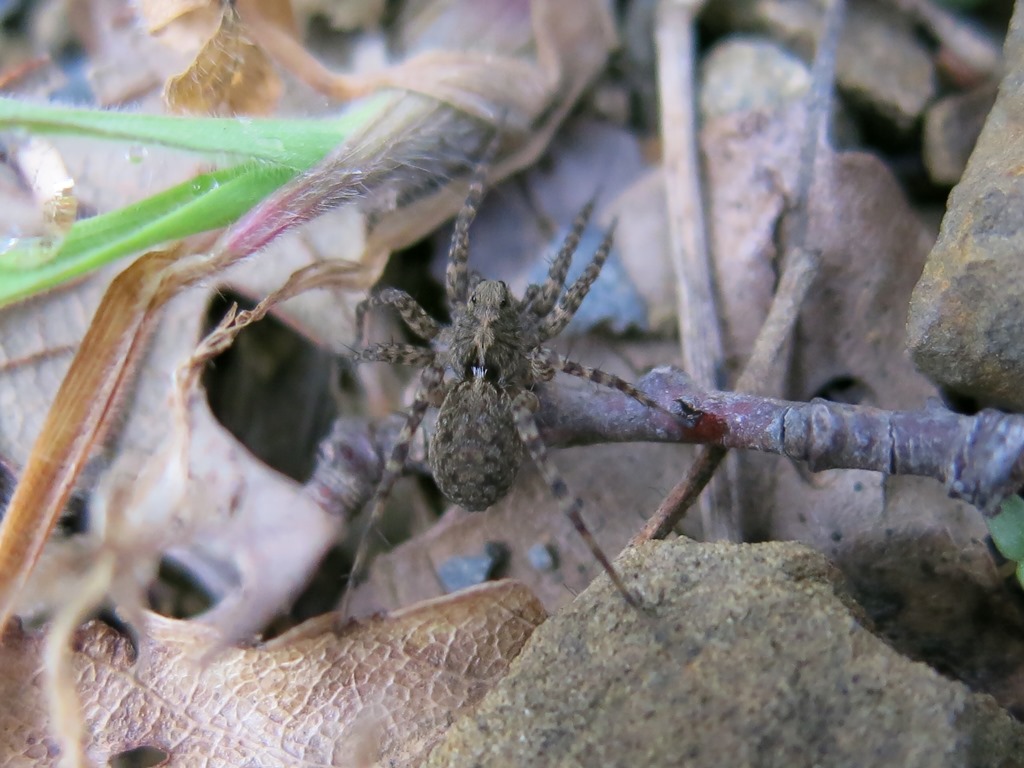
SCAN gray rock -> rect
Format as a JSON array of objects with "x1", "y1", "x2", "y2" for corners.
[
  {"x1": 526, "y1": 542, "x2": 558, "y2": 572},
  {"x1": 436, "y1": 542, "x2": 508, "y2": 593},
  {"x1": 908, "y1": 4, "x2": 1024, "y2": 410},
  {"x1": 923, "y1": 83, "x2": 997, "y2": 186},
  {"x1": 699, "y1": 36, "x2": 811, "y2": 120},
  {"x1": 837, "y1": 2, "x2": 936, "y2": 135},
  {"x1": 427, "y1": 539, "x2": 1024, "y2": 768},
  {"x1": 704, "y1": 0, "x2": 936, "y2": 135},
  {"x1": 524, "y1": 227, "x2": 649, "y2": 336}
]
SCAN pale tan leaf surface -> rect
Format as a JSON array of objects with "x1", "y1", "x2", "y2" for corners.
[
  {"x1": 82, "y1": 0, "x2": 194, "y2": 107},
  {"x1": 0, "y1": 135, "x2": 209, "y2": 466},
  {"x1": 0, "y1": 274, "x2": 111, "y2": 468},
  {"x1": 155, "y1": 264, "x2": 377, "y2": 642},
  {"x1": 169, "y1": 394, "x2": 344, "y2": 642},
  {"x1": 217, "y1": 205, "x2": 371, "y2": 350},
  {"x1": 136, "y1": 0, "x2": 216, "y2": 36},
  {"x1": 2, "y1": 581, "x2": 546, "y2": 768}
]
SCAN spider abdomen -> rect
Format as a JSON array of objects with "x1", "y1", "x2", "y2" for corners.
[{"x1": 430, "y1": 379, "x2": 524, "y2": 511}]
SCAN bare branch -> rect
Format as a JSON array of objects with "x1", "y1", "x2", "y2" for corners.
[
  {"x1": 654, "y1": 0, "x2": 734, "y2": 539},
  {"x1": 314, "y1": 366, "x2": 1024, "y2": 525},
  {"x1": 640, "y1": 0, "x2": 848, "y2": 542}
]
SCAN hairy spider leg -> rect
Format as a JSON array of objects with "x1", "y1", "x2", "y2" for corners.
[
  {"x1": 537, "y1": 221, "x2": 617, "y2": 342},
  {"x1": 355, "y1": 343, "x2": 437, "y2": 368},
  {"x1": 339, "y1": 362, "x2": 445, "y2": 618},
  {"x1": 355, "y1": 287, "x2": 441, "y2": 346},
  {"x1": 510, "y1": 391, "x2": 639, "y2": 606},
  {"x1": 445, "y1": 135, "x2": 502, "y2": 308},
  {"x1": 534, "y1": 348, "x2": 663, "y2": 412},
  {"x1": 525, "y1": 198, "x2": 596, "y2": 319}
]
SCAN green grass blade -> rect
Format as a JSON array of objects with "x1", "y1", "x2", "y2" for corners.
[
  {"x1": 0, "y1": 94, "x2": 390, "y2": 305},
  {"x1": 0, "y1": 162, "x2": 296, "y2": 306},
  {"x1": 0, "y1": 96, "x2": 384, "y2": 168}
]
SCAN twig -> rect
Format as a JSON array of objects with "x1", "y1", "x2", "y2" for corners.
[
  {"x1": 320, "y1": 366, "x2": 1024, "y2": 525},
  {"x1": 886, "y1": 0, "x2": 1001, "y2": 83},
  {"x1": 655, "y1": 0, "x2": 736, "y2": 539},
  {"x1": 638, "y1": 0, "x2": 847, "y2": 544}
]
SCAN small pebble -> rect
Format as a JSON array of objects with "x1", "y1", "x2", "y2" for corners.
[
  {"x1": 699, "y1": 36, "x2": 811, "y2": 121},
  {"x1": 437, "y1": 542, "x2": 509, "y2": 593},
  {"x1": 524, "y1": 226, "x2": 649, "y2": 336},
  {"x1": 527, "y1": 542, "x2": 559, "y2": 572}
]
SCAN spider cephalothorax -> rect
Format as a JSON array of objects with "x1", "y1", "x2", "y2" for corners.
[
  {"x1": 442, "y1": 279, "x2": 530, "y2": 386},
  {"x1": 347, "y1": 173, "x2": 666, "y2": 607}
]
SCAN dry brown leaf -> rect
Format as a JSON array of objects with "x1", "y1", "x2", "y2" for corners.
[
  {"x1": 135, "y1": 0, "x2": 215, "y2": 36},
  {"x1": 0, "y1": 0, "x2": 617, "y2": 629},
  {"x1": 14, "y1": 249, "x2": 365, "y2": 630},
  {"x1": 0, "y1": 137, "x2": 211, "y2": 467},
  {"x1": 0, "y1": 271, "x2": 111, "y2": 468},
  {"x1": 1, "y1": 581, "x2": 546, "y2": 767},
  {"x1": 158, "y1": 261, "x2": 370, "y2": 641},
  {"x1": 0, "y1": 242, "x2": 193, "y2": 634},
  {"x1": 217, "y1": 205, "x2": 370, "y2": 349},
  {"x1": 164, "y1": 6, "x2": 283, "y2": 116}
]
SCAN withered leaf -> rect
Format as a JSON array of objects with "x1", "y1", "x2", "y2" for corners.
[
  {"x1": 2, "y1": 581, "x2": 546, "y2": 767},
  {"x1": 136, "y1": 0, "x2": 216, "y2": 36},
  {"x1": 164, "y1": 6, "x2": 282, "y2": 115}
]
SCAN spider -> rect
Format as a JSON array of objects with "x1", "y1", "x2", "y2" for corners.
[{"x1": 346, "y1": 168, "x2": 665, "y2": 608}]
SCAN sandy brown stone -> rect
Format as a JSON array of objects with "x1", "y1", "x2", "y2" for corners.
[
  {"x1": 427, "y1": 539, "x2": 1024, "y2": 768},
  {"x1": 908, "y1": 4, "x2": 1024, "y2": 410}
]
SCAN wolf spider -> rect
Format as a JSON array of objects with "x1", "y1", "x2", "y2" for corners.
[{"x1": 348, "y1": 171, "x2": 665, "y2": 607}]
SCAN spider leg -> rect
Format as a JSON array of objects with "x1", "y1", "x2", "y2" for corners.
[
  {"x1": 532, "y1": 348, "x2": 664, "y2": 412},
  {"x1": 355, "y1": 288, "x2": 440, "y2": 345},
  {"x1": 510, "y1": 391, "x2": 639, "y2": 606},
  {"x1": 525, "y1": 199, "x2": 595, "y2": 319},
  {"x1": 339, "y1": 362, "x2": 445, "y2": 618},
  {"x1": 355, "y1": 343, "x2": 436, "y2": 368},
  {"x1": 536, "y1": 221, "x2": 616, "y2": 342},
  {"x1": 445, "y1": 133, "x2": 502, "y2": 308}
]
